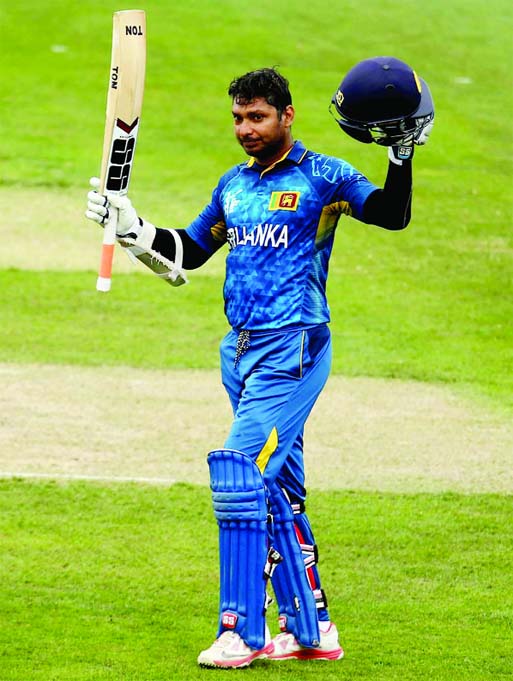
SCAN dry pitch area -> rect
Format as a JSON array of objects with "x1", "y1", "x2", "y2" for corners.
[
  {"x1": 3, "y1": 192, "x2": 511, "y2": 492},
  {"x1": 1, "y1": 363, "x2": 512, "y2": 493}
]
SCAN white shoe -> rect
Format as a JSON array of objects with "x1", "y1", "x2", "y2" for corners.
[
  {"x1": 268, "y1": 622, "x2": 344, "y2": 661},
  {"x1": 197, "y1": 628, "x2": 274, "y2": 668}
]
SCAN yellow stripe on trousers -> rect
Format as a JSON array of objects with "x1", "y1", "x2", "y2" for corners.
[{"x1": 255, "y1": 427, "x2": 279, "y2": 473}]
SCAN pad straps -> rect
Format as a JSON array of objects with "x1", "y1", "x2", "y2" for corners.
[{"x1": 168, "y1": 228, "x2": 184, "y2": 274}]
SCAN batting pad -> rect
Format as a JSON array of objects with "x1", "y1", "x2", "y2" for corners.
[
  {"x1": 268, "y1": 483, "x2": 321, "y2": 648},
  {"x1": 208, "y1": 449, "x2": 269, "y2": 650}
]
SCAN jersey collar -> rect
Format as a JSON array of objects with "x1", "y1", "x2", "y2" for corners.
[{"x1": 245, "y1": 140, "x2": 308, "y2": 175}]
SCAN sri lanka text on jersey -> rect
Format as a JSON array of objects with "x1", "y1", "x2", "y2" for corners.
[{"x1": 227, "y1": 224, "x2": 289, "y2": 250}]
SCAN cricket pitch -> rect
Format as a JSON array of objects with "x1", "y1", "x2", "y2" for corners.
[{"x1": 1, "y1": 363, "x2": 512, "y2": 493}]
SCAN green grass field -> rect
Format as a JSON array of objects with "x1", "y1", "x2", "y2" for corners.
[
  {"x1": 1, "y1": 481, "x2": 512, "y2": 680},
  {"x1": 0, "y1": 0, "x2": 512, "y2": 678}
]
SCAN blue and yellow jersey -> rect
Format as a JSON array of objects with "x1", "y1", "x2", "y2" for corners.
[{"x1": 186, "y1": 140, "x2": 377, "y2": 330}]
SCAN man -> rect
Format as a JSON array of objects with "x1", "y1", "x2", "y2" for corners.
[{"x1": 86, "y1": 62, "x2": 433, "y2": 669}]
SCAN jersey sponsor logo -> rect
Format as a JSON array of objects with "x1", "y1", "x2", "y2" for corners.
[
  {"x1": 268, "y1": 191, "x2": 300, "y2": 211},
  {"x1": 227, "y1": 223, "x2": 289, "y2": 250}
]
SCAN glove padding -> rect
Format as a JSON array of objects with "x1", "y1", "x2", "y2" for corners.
[
  {"x1": 389, "y1": 117, "x2": 434, "y2": 164},
  {"x1": 415, "y1": 120, "x2": 433, "y2": 146},
  {"x1": 85, "y1": 177, "x2": 141, "y2": 237}
]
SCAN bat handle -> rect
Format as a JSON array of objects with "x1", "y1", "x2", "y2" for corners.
[{"x1": 96, "y1": 207, "x2": 119, "y2": 292}]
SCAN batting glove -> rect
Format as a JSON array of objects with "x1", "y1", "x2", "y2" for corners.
[
  {"x1": 414, "y1": 119, "x2": 434, "y2": 146},
  {"x1": 388, "y1": 116, "x2": 434, "y2": 164},
  {"x1": 85, "y1": 177, "x2": 142, "y2": 237}
]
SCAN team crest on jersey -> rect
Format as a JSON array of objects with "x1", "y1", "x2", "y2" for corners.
[{"x1": 268, "y1": 191, "x2": 300, "y2": 211}]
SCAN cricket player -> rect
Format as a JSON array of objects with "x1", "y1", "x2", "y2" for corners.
[{"x1": 86, "y1": 61, "x2": 434, "y2": 668}]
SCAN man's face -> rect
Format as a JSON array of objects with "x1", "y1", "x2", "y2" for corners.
[{"x1": 231, "y1": 97, "x2": 294, "y2": 165}]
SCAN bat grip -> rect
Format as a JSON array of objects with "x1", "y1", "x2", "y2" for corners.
[{"x1": 96, "y1": 207, "x2": 119, "y2": 292}]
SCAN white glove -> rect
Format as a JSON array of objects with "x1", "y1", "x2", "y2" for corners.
[
  {"x1": 388, "y1": 117, "x2": 434, "y2": 164},
  {"x1": 414, "y1": 120, "x2": 433, "y2": 146},
  {"x1": 85, "y1": 177, "x2": 141, "y2": 237}
]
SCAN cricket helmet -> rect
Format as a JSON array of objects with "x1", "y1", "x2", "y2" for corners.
[{"x1": 330, "y1": 56, "x2": 434, "y2": 146}]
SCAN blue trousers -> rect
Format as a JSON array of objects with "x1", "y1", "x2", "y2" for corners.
[{"x1": 220, "y1": 324, "x2": 332, "y2": 500}]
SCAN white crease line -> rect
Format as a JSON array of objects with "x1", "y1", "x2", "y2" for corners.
[{"x1": 0, "y1": 471, "x2": 177, "y2": 485}]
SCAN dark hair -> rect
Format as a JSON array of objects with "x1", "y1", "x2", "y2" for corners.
[{"x1": 228, "y1": 68, "x2": 292, "y2": 117}]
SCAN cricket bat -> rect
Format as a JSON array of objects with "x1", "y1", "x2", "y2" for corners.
[{"x1": 96, "y1": 9, "x2": 146, "y2": 292}]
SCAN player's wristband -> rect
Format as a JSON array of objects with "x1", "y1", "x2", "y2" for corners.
[{"x1": 388, "y1": 144, "x2": 414, "y2": 165}]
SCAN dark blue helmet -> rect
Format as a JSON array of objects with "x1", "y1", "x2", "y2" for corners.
[{"x1": 330, "y1": 56, "x2": 434, "y2": 146}]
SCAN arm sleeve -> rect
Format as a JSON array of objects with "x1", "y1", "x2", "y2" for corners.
[
  {"x1": 361, "y1": 159, "x2": 413, "y2": 230},
  {"x1": 152, "y1": 228, "x2": 212, "y2": 270}
]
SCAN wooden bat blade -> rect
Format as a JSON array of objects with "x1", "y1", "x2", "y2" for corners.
[{"x1": 96, "y1": 9, "x2": 146, "y2": 292}]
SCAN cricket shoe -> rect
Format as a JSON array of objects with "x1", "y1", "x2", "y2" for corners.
[
  {"x1": 197, "y1": 628, "x2": 274, "y2": 668},
  {"x1": 268, "y1": 622, "x2": 344, "y2": 661}
]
